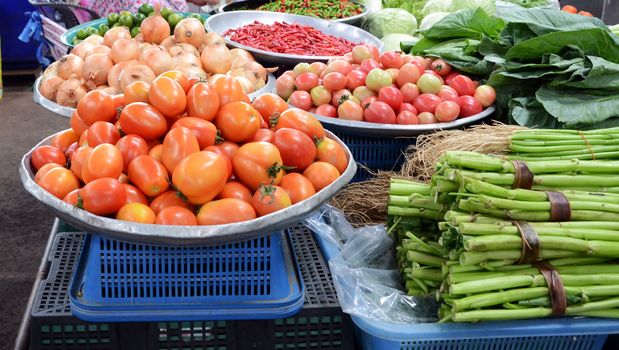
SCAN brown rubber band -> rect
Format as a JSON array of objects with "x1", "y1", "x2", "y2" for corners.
[
  {"x1": 533, "y1": 261, "x2": 567, "y2": 317},
  {"x1": 513, "y1": 221, "x2": 540, "y2": 264},
  {"x1": 512, "y1": 160, "x2": 534, "y2": 189},
  {"x1": 546, "y1": 191, "x2": 571, "y2": 222},
  {"x1": 577, "y1": 131, "x2": 596, "y2": 160}
]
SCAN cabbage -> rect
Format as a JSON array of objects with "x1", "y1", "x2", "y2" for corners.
[
  {"x1": 449, "y1": 0, "x2": 496, "y2": 14},
  {"x1": 419, "y1": 12, "x2": 450, "y2": 30},
  {"x1": 381, "y1": 33, "x2": 418, "y2": 51},
  {"x1": 422, "y1": 0, "x2": 453, "y2": 16},
  {"x1": 363, "y1": 9, "x2": 418, "y2": 38}
]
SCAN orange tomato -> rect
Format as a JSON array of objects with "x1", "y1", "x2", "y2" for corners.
[
  {"x1": 115, "y1": 134, "x2": 148, "y2": 172},
  {"x1": 251, "y1": 185, "x2": 292, "y2": 217},
  {"x1": 35, "y1": 163, "x2": 63, "y2": 183},
  {"x1": 186, "y1": 83, "x2": 220, "y2": 121},
  {"x1": 31, "y1": 145, "x2": 66, "y2": 170},
  {"x1": 122, "y1": 184, "x2": 149, "y2": 205},
  {"x1": 578, "y1": 10, "x2": 593, "y2": 16},
  {"x1": 37, "y1": 167, "x2": 79, "y2": 199},
  {"x1": 77, "y1": 90, "x2": 115, "y2": 125},
  {"x1": 127, "y1": 155, "x2": 170, "y2": 197},
  {"x1": 250, "y1": 128, "x2": 275, "y2": 143},
  {"x1": 64, "y1": 142, "x2": 79, "y2": 159},
  {"x1": 87, "y1": 121, "x2": 121, "y2": 147},
  {"x1": 124, "y1": 81, "x2": 151, "y2": 104},
  {"x1": 217, "y1": 181, "x2": 253, "y2": 203},
  {"x1": 119, "y1": 102, "x2": 168, "y2": 141},
  {"x1": 252, "y1": 93, "x2": 289, "y2": 125},
  {"x1": 211, "y1": 76, "x2": 249, "y2": 106},
  {"x1": 82, "y1": 143, "x2": 123, "y2": 183},
  {"x1": 112, "y1": 94, "x2": 125, "y2": 113},
  {"x1": 562, "y1": 5, "x2": 577, "y2": 13},
  {"x1": 79, "y1": 130, "x2": 89, "y2": 147},
  {"x1": 116, "y1": 203, "x2": 156, "y2": 224},
  {"x1": 216, "y1": 102, "x2": 262, "y2": 143},
  {"x1": 150, "y1": 191, "x2": 195, "y2": 215},
  {"x1": 172, "y1": 151, "x2": 228, "y2": 204},
  {"x1": 118, "y1": 173, "x2": 130, "y2": 184},
  {"x1": 275, "y1": 109, "x2": 326, "y2": 140},
  {"x1": 197, "y1": 198, "x2": 257, "y2": 225},
  {"x1": 149, "y1": 76, "x2": 187, "y2": 118},
  {"x1": 148, "y1": 144, "x2": 163, "y2": 162},
  {"x1": 70, "y1": 146, "x2": 92, "y2": 181},
  {"x1": 156, "y1": 206, "x2": 198, "y2": 225},
  {"x1": 279, "y1": 173, "x2": 316, "y2": 204},
  {"x1": 272, "y1": 128, "x2": 316, "y2": 171},
  {"x1": 303, "y1": 162, "x2": 340, "y2": 191},
  {"x1": 316, "y1": 138, "x2": 348, "y2": 174},
  {"x1": 161, "y1": 126, "x2": 200, "y2": 173},
  {"x1": 63, "y1": 189, "x2": 80, "y2": 206},
  {"x1": 50, "y1": 129, "x2": 79, "y2": 154},
  {"x1": 203, "y1": 145, "x2": 233, "y2": 179},
  {"x1": 172, "y1": 117, "x2": 217, "y2": 149},
  {"x1": 70, "y1": 111, "x2": 89, "y2": 136},
  {"x1": 232, "y1": 142, "x2": 285, "y2": 191},
  {"x1": 161, "y1": 70, "x2": 190, "y2": 93},
  {"x1": 80, "y1": 178, "x2": 126, "y2": 215}
]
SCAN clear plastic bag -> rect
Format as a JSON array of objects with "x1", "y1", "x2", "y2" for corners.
[{"x1": 305, "y1": 206, "x2": 439, "y2": 323}]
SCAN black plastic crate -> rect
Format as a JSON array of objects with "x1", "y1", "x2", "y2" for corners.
[{"x1": 29, "y1": 224, "x2": 353, "y2": 350}]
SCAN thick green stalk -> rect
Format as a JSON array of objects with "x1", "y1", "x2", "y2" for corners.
[
  {"x1": 451, "y1": 287, "x2": 550, "y2": 312},
  {"x1": 409, "y1": 268, "x2": 443, "y2": 282},
  {"x1": 450, "y1": 274, "x2": 619, "y2": 294},
  {"x1": 390, "y1": 182, "x2": 431, "y2": 196},
  {"x1": 407, "y1": 251, "x2": 445, "y2": 268},
  {"x1": 387, "y1": 206, "x2": 441, "y2": 220},
  {"x1": 458, "y1": 223, "x2": 619, "y2": 242},
  {"x1": 571, "y1": 309, "x2": 619, "y2": 318},
  {"x1": 475, "y1": 194, "x2": 619, "y2": 214},
  {"x1": 449, "y1": 266, "x2": 619, "y2": 284},
  {"x1": 459, "y1": 249, "x2": 579, "y2": 266},
  {"x1": 564, "y1": 285, "x2": 619, "y2": 297},
  {"x1": 463, "y1": 235, "x2": 619, "y2": 257}
]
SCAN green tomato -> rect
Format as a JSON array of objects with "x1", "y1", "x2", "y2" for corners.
[
  {"x1": 160, "y1": 7, "x2": 173, "y2": 20},
  {"x1": 72, "y1": 38, "x2": 83, "y2": 45},
  {"x1": 76, "y1": 28, "x2": 89, "y2": 40},
  {"x1": 119, "y1": 14, "x2": 133, "y2": 27},
  {"x1": 417, "y1": 73, "x2": 442, "y2": 94},
  {"x1": 167, "y1": 13, "x2": 183, "y2": 29},
  {"x1": 365, "y1": 68, "x2": 393, "y2": 92},
  {"x1": 87, "y1": 27, "x2": 99, "y2": 35},
  {"x1": 107, "y1": 13, "x2": 119, "y2": 26},
  {"x1": 138, "y1": 3, "x2": 154, "y2": 15},
  {"x1": 98, "y1": 24, "x2": 110, "y2": 36},
  {"x1": 188, "y1": 13, "x2": 205, "y2": 23},
  {"x1": 133, "y1": 13, "x2": 146, "y2": 26},
  {"x1": 130, "y1": 27, "x2": 141, "y2": 38},
  {"x1": 112, "y1": 22, "x2": 122, "y2": 27},
  {"x1": 119, "y1": 10, "x2": 132, "y2": 17}
]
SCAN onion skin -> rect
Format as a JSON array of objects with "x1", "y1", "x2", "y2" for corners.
[
  {"x1": 169, "y1": 43, "x2": 199, "y2": 58},
  {"x1": 57, "y1": 54, "x2": 84, "y2": 80},
  {"x1": 56, "y1": 78, "x2": 87, "y2": 107},
  {"x1": 83, "y1": 34, "x2": 104, "y2": 45},
  {"x1": 176, "y1": 65, "x2": 207, "y2": 81},
  {"x1": 82, "y1": 53, "x2": 114, "y2": 86},
  {"x1": 160, "y1": 36, "x2": 176, "y2": 49},
  {"x1": 140, "y1": 7, "x2": 170, "y2": 45},
  {"x1": 119, "y1": 64, "x2": 156, "y2": 91},
  {"x1": 204, "y1": 32, "x2": 225, "y2": 47},
  {"x1": 71, "y1": 42, "x2": 95, "y2": 59},
  {"x1": 173, "y1": 52, "x2": 201, "y2": 68},
  {"x1": 90, "y1": 45, "x2": 112, "y2": 56},
  {"x1": 200, "y1": 45, "x2": 231, "y2": 74},
  {"x1": 229, "y1": 48, "x2": 255, "y2": 70},
  {"x1": 103, "y1": 27, "x2": 132, "y2": 47},
  {"x1": 107, "y1": 60, "x2": 139, "y2": 89},
  {"x1": 174, "y1": 18, "x2": 206, "y2": 49},
  {"x1": 42, "y1": 62, "x2": 59, "y2": 80},
  {"x1": 111, "y1": 39, "x2": 139, "y2": 64},
  {"x1": 40, "y1": 76, "x2": 66, "y2": 101},
  {"x1": 139, "y1": 46, "x2": 173, "y2": 76}
]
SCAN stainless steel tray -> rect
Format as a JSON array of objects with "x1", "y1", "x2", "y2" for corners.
[
  {"x1": 33, "y1": 74, "x2": 277, "y2": 119},
  {"x1": 205, "y1": 11, "x2": 383, "y2": 66},
  {"x1": 20, "y1": 131, "x2": 356, "y2": 246}
]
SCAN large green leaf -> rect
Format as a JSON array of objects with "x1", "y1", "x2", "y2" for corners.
[
  {"x1": 498, "y1": 8, "x2": 608, "y2": 36},
  {"x1": 553, "y1": 56, "x2": 619, "y2": 91},
  {"x1": 536, "y1": 86, "x2": 619, "y2": 127},
  {"x1": 509, "y1": 96, "x2": 559, "y2": 128},
  {"x1": 421, "y1": 8, "x2": 504, "y2": 40}
]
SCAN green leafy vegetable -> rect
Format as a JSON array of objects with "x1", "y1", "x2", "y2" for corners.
[{"x1": 363, "y1": 8, "x2": 418, "y2": 37}]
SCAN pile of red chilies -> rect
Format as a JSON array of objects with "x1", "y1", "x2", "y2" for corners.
[{"x1": 224, "y1": 21, "x2": 358, "y2": 56}]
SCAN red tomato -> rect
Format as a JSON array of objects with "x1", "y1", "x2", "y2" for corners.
[
  {"x1": 115, "y1": 134, "x2": 148, "y2": 172},
  {"x1": 315, "y1": 104, "x2": 337, "y2": 118},
  {"x1": 232, "y1": 142, "x2": 284, "y2": 191},
  {"x1": 413, "y1": 94, "x2": 442, "y2": 114},
  {"x1": 450, "y1": 75, "x2": 476, "y2": 96},
  {"x1": 156, "y1": 206, "x2": 198, "y2": 225},
  {"x1": 276, "y1": 109, "x2": 326, "y2": 140},
  {"x1": 360, "y1": 59, "x2": 382, "y2": 73},
  {"x1": 310, "y1": 86, "x2": 332, "y2": 107},
  {"x1": 128, "y1": 155, "x2": 170, "y2": 197},
  {"x1": 399, "y1": 103, "x2": 418, "y2": 114},
  {"x1": 418, "y1": 112, "x2": 438, "y2": 124},
  {"x1": 63, "y1": 189, "x2": 80, "y2": 206},
  {"x1": 112, "y1": 94, "x2": 124, "y2": 114},
  {"x1": 70, "y1": 111, "x2": 89, "y2": 136},
  {"x1": 378, "y1": 86, "x2": 404, "y2": 111},
  {"x1": 361, "y1": 96, "x2": 378, "y2": 108},
  {"x1": 122, "y1": 184, "x2": 149, "y2": 205},
  {"x1": 337, "y1": 100, "x2": 364, "y2": 121},
  {"x1": 272, "y1": 128, "x2": 317, "y2": 171},
  {"x1": 288, "y1": 91, "x2": 313, "y2": 111},
  {"x1": 150, "y1": 190, "x2": 195, "y2": 215},
  {"x1": 251, "y1": 185, "x2": 292, "y2": 216},
  {"x1": 474, "y1": 85, "x2": 496, "y2": 107},
  {"x1": 397, "y1": 111, "x2": 419, "y2": 125},
  {"x1": 217, "y1": 181, "x2": 253, "y2": 203},
  {"x1": 397, "y1": 63, "x2": 421, "y2": 87},
  {"x1": 148, "y1": 76, "x2": 187, "y2": 118},
  {"x1": 77, "y1": 90, "x2": 115, "y2": 125},
  {"x1": 252, "y1": 93, "x2": 289, "y2": 125},
  {"x1": 316, "y1": 138, "x2": 348, "y2": 174},
  {"x1": 276, "y1": 74, "x2": 295, "y2": 100},
  {"x1": 87, "y1": 121, "x2": 120, "y2": 147},
  {"x1": 295, "y1": 72, "x2": 319, "y2": 91},
  {"x1": 444, "y1": 72, "x2": 460, "y2": 86},
  {"x1": 37, "y1": 167, "x2": 79, "y2": 199},
  {"x1": 203, "y1": 144, "x2": 234, "y2": 179},
  {"x1": 364, "y1": 101, "x2": 396, "y2": 124},
  {"x1": 119, "y1": 102, "x2": 168, "y2": 141},
  {"x1": 78, "y1": 130, "x2": 89, "y2": 147},
  {"x1": 124, "y1": 81, "x2": 151, "y2": 104},
  {"x1": 562, "y1": 5, "x2": 578, "y2": 13},
  {"x1": 118, "y1": 173, "x2": 129, "y2": 184},
  {"x1": 211, "y1": 76, "x2": 249, "y2": 106},
  {"x1": 172, "y1": 117, "x2": 217, "y2": 149},
  {"x1": 381, "y1": 51, "x2": 404, "y2": 69},
  {"x1": 459, "y1": 95, "x2": 483, "y2": 117},
  {"x1": 346, "y1": 70, "x2": 367, "y2": 90},
  {"x1": 408, "y1": 57, "x2": 427, "y2": 75},
  {"x1": 80, "y1": 178, "x2": 126, "y2": 215},
  {"x1": 400, "y1": 83, "x2": 419, "y2": 103},
  {"x1": 51, "y1": 129, "x2": 79, "y2": 154},
  {"x1": 250, "y1": 128, "x2": 275, "y2": 143},
  {"x1": 438, "y1": 85, "x2": 460, "y2": 103},
  {"x1": 331, "y1": 89, "x2": 353, "y2": 107},
  {"x1": 31, "y1": 145, "x2": 66, "y2": 170},
  {"x1": 309, "y1": 62, "x2": 327, "y2": 76},
  {"x1": 322, "y1": 72, "x2": 347, "y2": 92},
  {"x1": 197, "y1": 198, "x2": 257, "y2": 225},
  {"x1": 148, "y1": 144, "x2": 163, "y2": 162},
  {"x1": 186, "y1": 83, "x2": 220, "y2": 121},
  {"x1": 35, "y1": 163, "x2": 63, "y2": 183},
  {"x1": 578, "y1": 10, "x2": 593, "y2": 16},
  {"x1": 216, "y1": 102, "x2": 262, "y2": 143},
  {"x1": 70, "y1": 146, "x2": 91, "y2": 181},
  {"x1": 172, "y1": 151, "x2": 228, "y2": 204},
  {"x1": 303, "y1": 162, "x2": 340, "y2": 191},
  {"x1": 430, "y1": 59, "x2": 452, "y2": 76},
  {"x1": 82, "y1": 143, "x2": 123, "y2": 183},
  {"x1": 161, "y1": 70, "x2": 190, "y2": 93},
  {"x1": 64, "y1": 142, "x2": 79, "y2": 159},
  {"x1": 435, "y1": 101, "x2": 460, "y2": 122},
  {"x1": 279, "y1": 173, "x2": 316, "y2": 204},
  {"x1": 116, "y1": 203, "x2": 156, "y2": 224},
  {"x1": 161, "y1": 126, "x2": 200, "y2": 173}
]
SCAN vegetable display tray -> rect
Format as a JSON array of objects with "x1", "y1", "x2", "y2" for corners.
[
  {"x1": 68, "y1": 231, "x2": 303, "y2": 322},
  {"x1": 19, "y1": 130, "x2": 356, "y2": 246}
]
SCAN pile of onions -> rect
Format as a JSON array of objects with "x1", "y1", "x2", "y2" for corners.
[
  {"x1": 140, "y1": 7, "x2": 170, "y2": 44},
  {"x1": 140, "y1": 46, "x2": 173, "y2": 75},
  {"x1": 57, "y1": 54, "x2": 83, "y2": 80},
  {"x1": 174, "y1": 18, "x2": 206, "y2": 49},
  {"x1": 55, "y1": 78, "x2": 87, "y2": 107},
  {"x1": 103, "y1": 27, "x2": 131, "y2": 47},
  {"x1": 111, "y1": 39, "x2": 139, "y2": 64}
]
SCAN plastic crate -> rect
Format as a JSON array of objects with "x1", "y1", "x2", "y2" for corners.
[
  {"x1": 69, "y1": 232, "x2": 304, "y2": 322},
  {"x1": 29, "y1": 225, "x2": 353, "y2": 350}
]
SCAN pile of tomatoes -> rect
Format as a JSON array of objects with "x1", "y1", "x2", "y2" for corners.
[
  {"x1": 30, "y1": 72, "x2": 349, "y2": 226},
  {"x1": 275, "y1": 44, "x2": 496, "y2": 125}
]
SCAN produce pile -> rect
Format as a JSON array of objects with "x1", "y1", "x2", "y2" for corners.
[
  {"x1": 30, "y1": 73, "x2": 349, "y2": 226},
  {"x1": 39, "y1": 15, "x2": 272, "y2": 108},
  {"x1": 275, "y1": 44, "x2": 495, "y2": 125},
  {"x1": 256, "y1": 0, "x2": 364, "y2": 19}
]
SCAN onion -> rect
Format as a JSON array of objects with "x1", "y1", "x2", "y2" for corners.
[
  {"x1": 57, "y1": 54, "x2": 84, "y2": 80},
  {"x1": 160, "y1": 36, "x2": 176, "y2": 49},
  {"x1": 140, "y1": 7, "x2": 170, "y2": 44},
  {"x1": 241, "y1": 61, "x2": 267, "y2": 86},
  {"x1": 56, "y1": 78, "x2": 87, "y2": 107},
  {"x1": 174, "y1": 52, "x2": 201, "y2": 68},
  {"x1": 42, "y1": 62, "x2": 59, "y2": 80},
  {"x1": 119, "y1": 64, "x2": 156, "y2": 91},
  {"x1": 208, "y1": 74, "x2": 226, "y2": 84},
  {"x1": 103, "y1": 27, "x2": 131, "y2": 47},
  {"x1": 139, "y1": 46, "x2": 173, "y2": 76},
  {"x1": 107, "y1": 60, "x2": 138, "y2": 89},
  {"x1": 177, "y1": 65, "x2": 207, "y2": 81},
  {"x1": 101, "y1": 86, "x2": 122, "y2": 96},
  {"x1": 111, "y1": 39, "x2": 139, "y2": 64},
  {"x1": 138, "y1": 42, "x2": 152, "y2": 53},
  {"x1": 95, "y1": 84, "x2": 109, "y2": 90},
  {"x1": 83, "y1": 34, "x2": 104, "y2": 45},
  {"x1": 201, "y1": 45, "x2": 231, "y2": 74},
  {"x1": 82, "y1": 53, "x2": 114, "y2": 86},
  {"x1": 90, "y1": 45, "x2": 111, "y2": 56},
  {"x1": 233, "y1": 76, "x2": 254, "y2": 94},
  {"x1": 174, "y1": 18, "x2": 206, "y2": 49},
  {"x1": 39, "y1": 76, "x2": 66, "y2": 101},
  {"x1": 204, "y1": 32, "x2": 225, "y2": 47},
  {"x1": 229, "y1": 48, "x2": 255, "y2": 69},
  {"x1": 71, "y1": 42, "x2": 95, "y2": 59},
  {"x1": 168, "y1": 43, "x2": 199, "y2": 58}
]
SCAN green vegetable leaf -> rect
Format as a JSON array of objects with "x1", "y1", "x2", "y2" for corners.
[
  {"x1": 509, "y1": 96, "x2": 559, "y2": 128},
  {"x1": 553, "y1": 56, "x2": 619, "y2": 91},
  {"x1": 536, "y1": 86, "x2": 619, "y2": 127},
  {"x1": 421, "y1": 8, "x2": 504, "y2": 40},
  {"x1": 499, "y1": 8, "x2": 608, "y2": 36}
]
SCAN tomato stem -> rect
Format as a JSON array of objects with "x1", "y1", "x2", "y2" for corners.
[
  {"x1": 75, "y1": 194, "x2": 84, "y2": 209},
  {"x1": 215, "y1": 130, "x2": 224, "y2": 144}
]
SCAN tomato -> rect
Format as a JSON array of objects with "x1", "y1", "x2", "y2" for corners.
[
  {"x1": 279, "y1": 173, "x2": 316, "y2": 204},
  {"x1": 51, "y1": 129, "x2": 79, "y2": 154},
  {"x1": 322, "y1": 72, "x2": 347, "y2": 92},
  {"x1": 323, "y1": 60, "x2": 353, "y2": 76},
  {"x1": 172, "y1": 117, "x2": 217, "y2": 149},
  {"x1": 122, "y1": 184, "x2": 149, "y2": 205},
  {"x1": 252, "y1": 93, "x2": 288, "y2": 125},
  {"x1": 381, "y1": 51, "x2": 404, "y2": 69},
  {"x1": 365, "y1": 69, "x2": 392, "y2": 92},
  {"x1": 35, "y1": 163, "x2": 63, "y2": 183},
  {"x1": 148, "y1": 144, "x2": 163, "y2": 162},
  {"x1": 31, "y1": 145, "x2": 66, "y2": 170},
  {"x1": 64, "y1": 142, "x2": 79, "y2": 159},
  {"x1": 337, "y1": 100, "x2": 364, "y2": 121},
  {"x1": 128, "y1": 155, "x2": 170, "y2": 197},
  {"x1": 70, "y1": 111, "x2": 89, "y2": 136},
  {"x1": 386, "y1": 68, "x2": 400, "y2": 82},
  {"x1": 417, "y1": 73, "x2": 442, "y2": 94},
  {"x1": 435, "y1": 101, "x2": 460, "y2": 122},
  {"x1": 148, "y1": 76, "x2": 187, "y2": 118},
  {"x1": 292, "y1": 62, "x2": 311, "y2": 77},
  {"x1": 418, "y1": 112, "x2": 438, "y2": 124},
  {"x1": 288, "y1": 91, "x2": 313, "y2": 111},
  {"x1": 562, "y1": 5, "x2": 577, "y2": 13},
  {"x1": 400, "y1": 83, "x2": 419, "y2": 104},
  {"x1": 450, "y1": 75, "x2": 476, "y2": 96},
  {"x1": 87, "y1": 121, "x2": 120, "y2": 147},
  {"x1": 80, "y1": 178, "x2": 126, "y2": 215},
  {"x1": 150, "y1": 191, "x2": 194, "y2": 214},
  {"x1": 295, "y1": 72, "x2": 319, "y2": 91},
  {"x1": 459, "y1": 95, "x2": 483, "y2": 117},
  {"x1": 63, "y1": 189, "x2": 79, "y2": 206},
  {"x1": 156, "y1": 206, "x2": 198, "y2": 225},
  {"x1": 232, "y1": 142, "x2": 284, "y2": 190},
  {"x1": 276, "y1": 74, "x2": 295, "y2": 100},
  {"x1": 186, "y1": 83, "x2": 220, "y2": 121},
  {"x1": 430, "y1": 59, "x2": 452, "y2": 77},
  {"x1": 78, "y1": 130, "x2": 89, "y2": 147},
  {"x1": 408, "y1": 57, "x2": 427, "y2": 75},
  {"x1": 197, "y1": 198, "x2": 257, "y2": 225},
  {"x1": 70, "y1": 146, "x2": 91, "y2": 181},
  {"x1": 276, "y1": 109, "x2": 325, "y2": 140},
  {"x1": 81, "y1": 143, "x2": 123, "y2": 183},
  {"x1": 77, "y1": 90, "x2": 115, "y2": 125},
  {"x1": 578, "y1": 10, "x2": 593, "y2": 16},
  {"x1": 399, "y1": 103, "x2": 418, "y2": 114},
  {"x1": 123, "y1": 81, "x2": 150, "y2": 104},
  {"x1": 115, "y1": 134, "x2": 148, "y2": 172},
  {"x1": 352, "y1": 45, "x2": 374, "y2": 64},
  {"x1": 112, "y1": 94, "x2": 124, "y2": 113},
  {"x1": 361, "y1": 96, "x2": 378, "y2": 109},
  {"x1": 272, "y1": 128, "x2": 316, "y2": 171},
  {"x1": 161, "y1": 70, "x2": 190, "y2": 93},
  {"x1": 251, "y1": 185, "x2": 291, "y2": 217},
  {"x1": 216, "y1": 102, "x2": 262, "y2": 143},
  {"x1": 378, "y1": 86, "x2": 404, "y2": 111},
  {"x1": 310, "y1": 86, "x2": 332, "y2": 107},
  {"x1": 364, "y1": 101, "x2": 396, "y2": 124},
  {"x1": 315, "y1": 104, "x2": 337, "y2": 118},
  {"x1": 250, "y1": 128, "x2": 275, "y2": 143},
  {"x1": 397, "y1": 63, "x2": 421, "y2": 87},
  {"x1": 37, "y1": 167, "x2": 79, "y2": 199},
  {"x1": 331, "y1": 89, "x2": 353, "y2": 107},
  {"x1": 217, "y1": 181, "x2": 253, "y2": 203},
  {"x1": 353, "y1": 86, "x2": 376, "y2": 103},
  {"x1": 413, "y1": 94, "x2": 442, "y2": 114},
  {"x1": 204, "y1": 143, "x2": 236, "y2": 179},
  {"x1": 303, "y1": 162, "x2": 340, "y2": 191},
  {"x1": 118, "y1": 173, "x2": 129, "y2": 184},
  {"x1": 309, "y1": 61, "x2": 327, "y2": 76},
  {"x1": 212, "y1": 76, "x2": 249, "y2": 106},
  {"x1": 173, "y1": 151, "x2": 228, "y2": 204},
  {"x1": 119, "y1": 102, "x2": 168, "y2": 141},
  {"x1": 161, "y1": 126, "x2": 200, "y2": 173},
  {"x1": 116, "y1": 203, "x2": 156, "y2": 224},
  {"x1": 345, "y1": 70, "x2": 367, "y2": 91},
  {"x1": 315, "y1": 138, "x2": 348, "y2": 174},
  {"x1": 397, "y1": 111, "x2": 419, "y2": 125},
  {"x1": 474, "y1": 85, "x2": 496, "y2": 107},
  {"x1": 438, "y1": 85, "x2": 459, "y2": 103},
  {"x1": 360, "y1": 59, "x2": 382, "y2": 74}
]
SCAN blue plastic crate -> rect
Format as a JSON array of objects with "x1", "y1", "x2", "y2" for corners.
[{"x1": 69, "y1": 232, "x2": 304, "y2": 322}]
